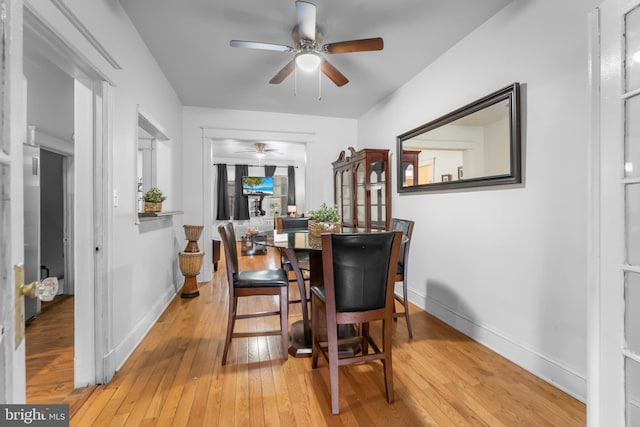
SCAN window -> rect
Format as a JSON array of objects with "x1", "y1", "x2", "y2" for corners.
[{"x1": 226, "y1": 175, "x2": 288, "y2": 218}]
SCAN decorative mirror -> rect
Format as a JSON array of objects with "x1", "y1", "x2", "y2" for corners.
[{"x1": 397, "y1": 83, "x2": 521, "y2": 193}]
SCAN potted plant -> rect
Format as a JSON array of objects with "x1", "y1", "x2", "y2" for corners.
[
  {"x1": 308, "y1": 202, "x2": 341, "y2": 237},
  {"x1": 143, "y1": 187, "x2": 167, "y2": 212}
]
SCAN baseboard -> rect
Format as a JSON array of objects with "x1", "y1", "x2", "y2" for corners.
[
  {"x1": 109, "y1": 283, "x2": 179, "y2": 372},
  {"x1": 407, "y1": 288, "x2": 587, "y2": 403}
]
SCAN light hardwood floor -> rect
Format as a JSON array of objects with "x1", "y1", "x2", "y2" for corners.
[
  {"x1": 25, "y1": 296, "x2": 95, "y2": 415},
  {"x1": 64, "y1": 247, "x2": 584, "y2": 426}
]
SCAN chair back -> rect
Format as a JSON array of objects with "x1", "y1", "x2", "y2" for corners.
[
  {"x1": 218, "y1": 222, "x2": 239, "y2": 283},
  {"x1": 276, "y1": 216, "x2": 309, "y2": 231},
  {"x1": 389, "y1": 218, "x2": 415, "y2": 273},
  {"x1": 322, "y1": 231, "x2": 402, "y2": 313}
]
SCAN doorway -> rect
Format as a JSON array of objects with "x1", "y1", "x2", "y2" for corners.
[
  {"x1": 16, "y1": 3, "x2": 112, "y2": 402},
  {"x1": 23, "y1": 29, "x2": 76, "y2": 405}
]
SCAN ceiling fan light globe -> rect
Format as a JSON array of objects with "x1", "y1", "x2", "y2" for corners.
[{"x1": 295, "y1": 52, "x2": 321, "y2": 72}]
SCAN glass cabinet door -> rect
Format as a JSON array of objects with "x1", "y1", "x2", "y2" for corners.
[
  {"x1": 370, "y1": 160, "x2": 386, "y2": 228},
  {"x1": 341, "y1": 168, "x2": 352, "y2": 225},
  {"x1": 355, "y1": 162, "x2": 366, "y2": 227},
  {"x1": 334, "y1": 170, "x2": 342, "y2": 222}
]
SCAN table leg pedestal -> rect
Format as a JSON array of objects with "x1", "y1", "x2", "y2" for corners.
[
  {"x1": 286, "y1": 248, "x2": 360, "y2": 358},
  {"x1": 289, "y1": 320, "x2": 312, "y2": 357}
]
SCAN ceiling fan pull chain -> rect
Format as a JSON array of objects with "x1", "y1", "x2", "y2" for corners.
[{"x1": 318, "y1": 65, "x2": 322, "y2": 100}]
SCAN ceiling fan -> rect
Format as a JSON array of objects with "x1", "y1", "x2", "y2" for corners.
[
  {"x1": 230, "y1": 1, "x2": 383, "y2": 87},
  {"x1": 235, "y1": 142, "x2": 279, "y2": 158}
]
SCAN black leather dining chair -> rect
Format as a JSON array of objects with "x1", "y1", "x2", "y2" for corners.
[
  {"x1": 276, "y1": 216, "x2": 311, "y2": 303},
  {"x1": 389, "y1": 218, "x2": 415, "y2": 339},
  {"x1": 275, "y1": 216, "x2": 309, "y2": 231},
  {"x1": 310, "y1": 230, "x2": 402, "y2": 415},
  {"x1": 218, "y1": 222, "x2": 289, "y2": 365}
]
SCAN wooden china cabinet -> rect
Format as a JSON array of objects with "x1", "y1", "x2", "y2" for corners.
[{"x1": 332, "y1": 147, "x2": 391, "y2": 230}]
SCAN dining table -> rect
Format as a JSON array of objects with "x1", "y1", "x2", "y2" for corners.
[{"x1": 253, "y1": 226, "x2": 398, "y2": 357}]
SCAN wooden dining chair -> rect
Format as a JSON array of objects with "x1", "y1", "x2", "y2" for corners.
[
  {"x1": 218, "y1": 222, "x2": 289, "y2": 365},
  {"x1": 275, "y1": 216, "x2": 311, "y2": 303},
  {"x1": 310, "y1": 230, "x2": 402, "y2": 415},
  {"x1": 389, "y1": 218, "x2": 415, "y2": 339}
]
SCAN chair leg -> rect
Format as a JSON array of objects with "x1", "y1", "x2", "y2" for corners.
[
  {"x1": 328, "y1": 329, "x2": 340, "y2": 415},
  {"x1": 311, "y1": 295, "x2": 320, "y2": 369},
  {"x1": 402, "y1": 277, "x2": 413, "y2": 339},
  {"x1": 280, "y1": 286, "x2": 289, "y2": 360},
  {"x1": 222, "y1": 296, "x2": 237, "y2": 365},
  {"x1": 382, "y1": 318, "x2": 394, "y2": 403}
]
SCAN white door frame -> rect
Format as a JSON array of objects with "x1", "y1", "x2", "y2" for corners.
[
  {"x1": 201, "y1": 127, "x2": 313, "y2": 286},
  {"x1": 589, "y1": 0, "x2": 640, "y2": 424},
  {"x1": 587, "y1": 5, "x2": 602, "y2": 425},
  {"x1": 1, "y1": 0, "x2": 26, "y2": 402}
]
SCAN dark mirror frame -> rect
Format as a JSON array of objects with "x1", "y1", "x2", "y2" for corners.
[{"x1": 396, "y1": 83, "x2": 521, "y2": 193}]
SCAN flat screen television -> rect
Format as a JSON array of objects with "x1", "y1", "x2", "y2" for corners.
[{"x1": 242, "y1": 176, "x2": 274, "y2": 196}]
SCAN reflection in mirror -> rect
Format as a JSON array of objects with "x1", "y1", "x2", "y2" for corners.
[
  {"x1": 136, "y1": 108, "x2": 170, "y2": 217},
  {"x1": 397, "y1": 83, "x2": 521, "y2": 193}
]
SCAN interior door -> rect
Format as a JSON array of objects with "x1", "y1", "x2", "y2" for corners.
[
  {"x1": 595, "y1": 0, "x2": 640, "y2": 423},
  {"x1": 0, "y1": 0, "x2": 26, "y2": 402}
]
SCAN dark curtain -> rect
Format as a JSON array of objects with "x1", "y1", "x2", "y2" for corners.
[
  {"x1": 287, "y1": 166, "x2": 296, "y2": 205},
  {"x1": 234, "y1": 164, "x2": 250, "y2": 220},
  {"x1": 216, "y1": 164, "x2": 230, "y2": 220},
  {"x1": 264, "y1": 165, "x2": 276, "y2": 177}
]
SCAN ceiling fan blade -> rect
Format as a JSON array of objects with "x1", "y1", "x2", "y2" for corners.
[
  {"x1": 269, "y1": 60, "x2": 295, "y2": 84},
  {"x1": 321, "y1": 60, "x2": 349, "y2": 87},
  {"x1": 324, "y1": 37, "x2": 384, "y2": 54},
  {"x1": 296, "y1": 1, "x2": 316, "y2": 41},
  {"x1": 230, "y1": 40, "x2": 293, "y2": 52}
]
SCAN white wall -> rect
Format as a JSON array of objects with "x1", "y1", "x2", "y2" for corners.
[
  {"x1": 23, "y1": 56, "x2": 73, "y2": 142},
  {"x1": 358, "y1": 0, "x2": 597, "y2": 400},
  {"x1": 28, "y1": 0, "x2": 184, "y2": 374}
]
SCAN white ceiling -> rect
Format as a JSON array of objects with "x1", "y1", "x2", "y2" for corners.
[
  {"x1": 119, "y1": 0, "x2": 512, "y2": 120},
  {"x1": 118, "y1": 0, "x2": 513, "y2": 164}
]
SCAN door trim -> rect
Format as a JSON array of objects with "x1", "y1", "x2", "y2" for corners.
[{"x1": 587, "y1": 6, "x2": 602, "y2": 425}]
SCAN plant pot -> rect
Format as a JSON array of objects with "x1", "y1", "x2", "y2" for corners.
[
  {"x1": 144, "y1": 202, "x2": 162, "y2": 212},
  {"x1": 308, "y1": 220, "x2": 341, "y2": 238}
]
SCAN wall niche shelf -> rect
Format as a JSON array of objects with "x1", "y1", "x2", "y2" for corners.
[{"x1": 138, "y1": 210, "x2": 183, "y2": 220}]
